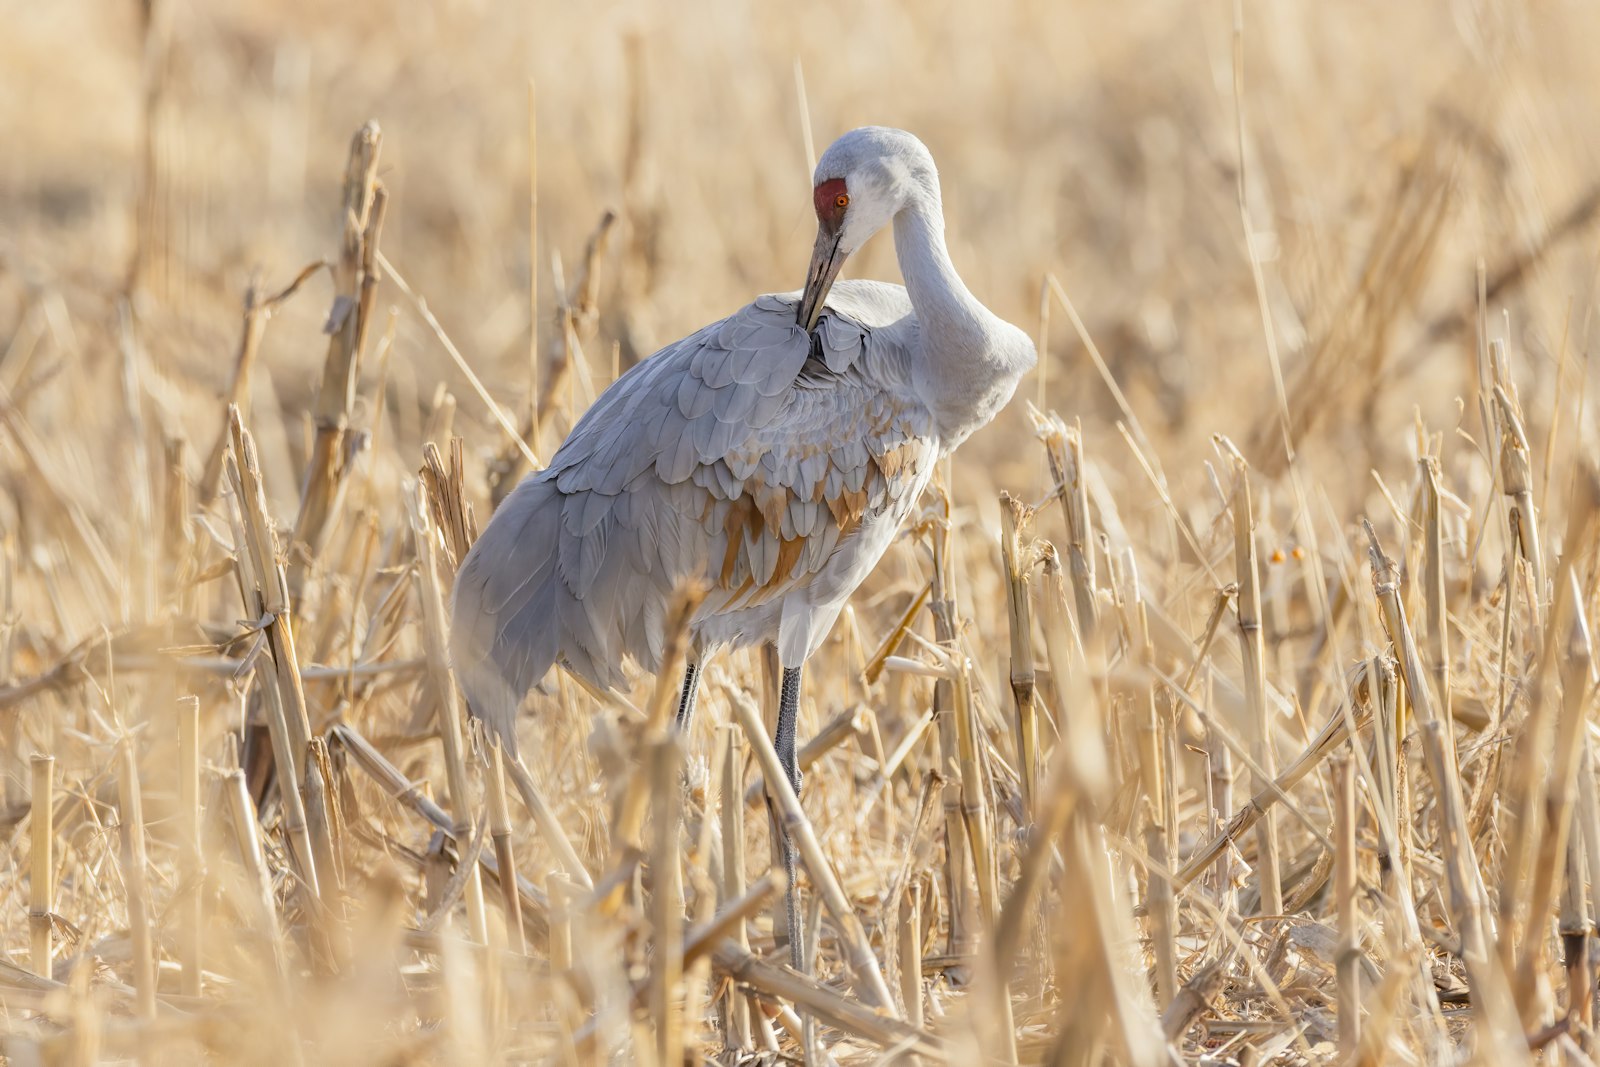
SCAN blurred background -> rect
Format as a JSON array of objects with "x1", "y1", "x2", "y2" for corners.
[{"x1": 6, "y1": 0, "x2": 1598, "y2": 524}]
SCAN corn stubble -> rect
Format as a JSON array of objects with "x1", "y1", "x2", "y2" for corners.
[{"x1": 9, "y1": 13, "x2": 1600, "y2": 1064}]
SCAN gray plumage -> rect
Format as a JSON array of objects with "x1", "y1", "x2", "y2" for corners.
[{"x1": 451, "y1": 127, "x2": 1035, "y2": 757}]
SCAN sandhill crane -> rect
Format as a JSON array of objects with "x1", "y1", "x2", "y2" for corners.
[{"x1": 451, "y1": 126, "x2": 1036, "y2": 969}]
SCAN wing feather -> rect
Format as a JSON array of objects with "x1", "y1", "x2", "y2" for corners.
[
  {"x1": 451, "y1": 282, "x2": 932, "y2": 756},
  {"x1": 677, "y1": 374, "x2": 716, "y2": 420}
]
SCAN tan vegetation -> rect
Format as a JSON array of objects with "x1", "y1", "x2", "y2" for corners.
[{"x1": 5, "y1": 1, "x2": 1600, "y2": 1063}]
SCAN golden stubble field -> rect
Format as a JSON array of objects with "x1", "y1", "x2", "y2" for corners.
[{"x1": 5, "y1": 0, "x2": 1600, "y2": 1063}]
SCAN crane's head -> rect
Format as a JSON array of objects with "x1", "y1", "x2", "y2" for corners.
[{"x1": 798, "y1": 127, "x2": 937, "y2": 331}]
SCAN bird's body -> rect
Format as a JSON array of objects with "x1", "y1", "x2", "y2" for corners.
[
  {"x1": 453, "y1": 130, "x2": 1033, "y2": 754},
  {"x1": 452, "y1": 281, "x2": 921, "y2": 743},
  {"x1": 451, "y1": 126, "x2": 1033, "y2": 970}
]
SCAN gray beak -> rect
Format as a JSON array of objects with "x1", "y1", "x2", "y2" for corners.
[{"x1": 797, "y1": 228, "x2": 846, "y2": 332}]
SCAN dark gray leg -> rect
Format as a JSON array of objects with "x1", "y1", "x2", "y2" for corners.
[
  {"x1": 674, "y1": 662, "x2": 700, "y2": 731},
  {"x1": 776, "y1": 664, "x2": 804, "y2": 971}
]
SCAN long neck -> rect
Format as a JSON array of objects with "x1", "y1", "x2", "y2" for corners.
[
  {"x1": 892, "y1": 180, "x2": 1004, "y2": 419},
  {"x1": 892, "y1": 184, "x2": 985, "y2": 346}
]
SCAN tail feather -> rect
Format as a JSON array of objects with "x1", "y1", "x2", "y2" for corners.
[
  {"x1": 450, "y1": 476, "x2": 565, "y2": 759},
  {"x1": 450, "y1": 472, "x2": 675, "y2": 756}
]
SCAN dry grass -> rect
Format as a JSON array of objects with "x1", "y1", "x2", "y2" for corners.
[{"x1": 7, "y1": 1, "x2": 1600, "y2": 1063}]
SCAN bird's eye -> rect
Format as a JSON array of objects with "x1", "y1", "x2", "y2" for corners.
[{"x1": 835, "y1": 193, "x2": 850, "y2": 209}]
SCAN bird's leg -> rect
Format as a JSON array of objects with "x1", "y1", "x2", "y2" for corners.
[
  {"x1": 674, "y1": 662, "x2": 701, "y2": 732},
  {"x1": 775, "y1": 664, "x2": 805, "y2": 972}
]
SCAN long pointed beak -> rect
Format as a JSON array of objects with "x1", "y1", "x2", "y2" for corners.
[{"x1": 797, "y1": 229, "x2": 847, "y2": 332}]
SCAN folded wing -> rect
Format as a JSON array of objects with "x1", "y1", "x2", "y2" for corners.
[{"x1": 450, "y1": 285, "x2": 933, "y2": 755}]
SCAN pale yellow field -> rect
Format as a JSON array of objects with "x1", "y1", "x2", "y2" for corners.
[{"x1": 4, "y1": 1, "x2": 1600, "y2": 1063}]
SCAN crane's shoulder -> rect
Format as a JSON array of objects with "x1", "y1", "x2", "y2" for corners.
[
  {"x1": 547, "y1": 285, "x2": 923, "y2": 495},
  {"x1": 753, "y1": 279, "x2": 912, "y2": 332}
]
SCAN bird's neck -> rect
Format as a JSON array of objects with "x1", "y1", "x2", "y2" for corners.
[
  {"x1": 893, "y1": 184, "x2": 1014, "y2": 442},
  {"x1": 893, "y1": 187, "x2": 983, "y2": 342}
]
